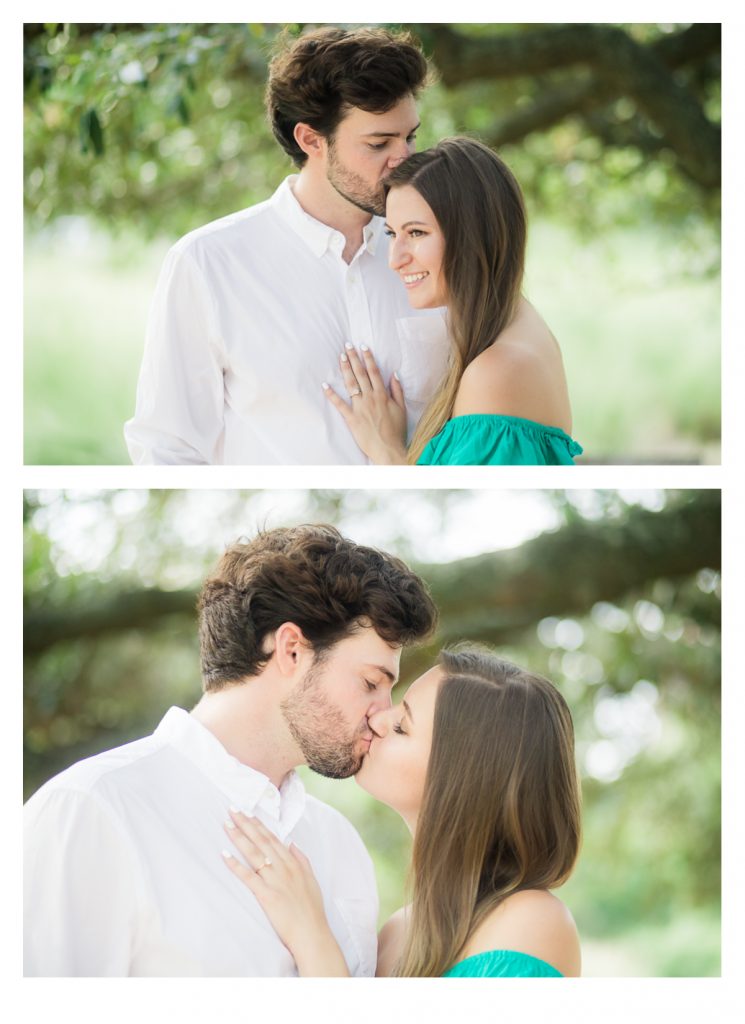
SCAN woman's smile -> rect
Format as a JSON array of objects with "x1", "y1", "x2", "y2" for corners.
[{"x1": 401, "y1": 271, "x2": 430, "y2": 287}]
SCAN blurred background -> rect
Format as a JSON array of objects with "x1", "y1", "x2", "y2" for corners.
[
  {"x1": 23, "y1": 488, "x2": 721, "y2": 976},
  {"x1": 23, "y1": 23, "x2": 721, "y2": 464}
]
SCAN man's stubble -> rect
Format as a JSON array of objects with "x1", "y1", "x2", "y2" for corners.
[{"x1": 280, "y1": 655, "x2": 367, "y2": 779}]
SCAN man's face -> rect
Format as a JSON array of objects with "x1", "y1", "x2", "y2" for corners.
[
  {"x1": 280, "y1": 623, "x2": 401, "y2": 778},
  {"x1": 324, "y1": 94, "x2": 420, "y2": 216}
]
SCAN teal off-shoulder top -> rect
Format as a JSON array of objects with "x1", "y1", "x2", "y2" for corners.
[
  {"x1": 417, "y1": 414, "x2": 583, "y2": 466},
  {"x1": 443, "y1": 949, "x2": 563, "y2": 977}
]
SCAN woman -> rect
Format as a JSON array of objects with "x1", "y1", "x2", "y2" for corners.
[
  {"x1": 222, "y1": 645, "x2": 582, "y2": 976},
  {"x1": 322, "y1": 137, "x2": 582, "y2": 465}
]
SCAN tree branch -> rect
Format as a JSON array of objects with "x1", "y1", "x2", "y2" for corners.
[
  {"x1": 430, "y1": 24, "x2": 720, "y2": 189},
  {"x1": 24, "y1": 492, "x2": 720, "y2": 656}
]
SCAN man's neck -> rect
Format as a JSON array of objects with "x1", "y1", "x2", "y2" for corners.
[
  {"x1": 292, "y1": 167, "x2": 373, "y2": 263},
  {"x1": 191, "y1": 680, "x2": 296, "y2": 790}
]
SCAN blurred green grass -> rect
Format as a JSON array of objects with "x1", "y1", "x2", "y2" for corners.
[
  {"x1": 24, "y1": 219, "x2": 720, "y2": 464},
  {"x1": 24, "y1": 228, "x2": 169, "y2": 464}
]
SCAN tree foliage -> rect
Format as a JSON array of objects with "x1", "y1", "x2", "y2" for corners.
[{"x1": 23, "y1": 23, "x2": 721, "y2": 238}]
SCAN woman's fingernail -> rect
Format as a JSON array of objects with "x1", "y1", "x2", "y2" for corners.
[
  {"x1": 341, "y1": 352, "x2": 348, "y2": 362},
  {"x1": 222, "y1": 850, "x2": 234, "y2": 860},
  {"x1": 229, "y1": 806, "x2": 240, "y2": 814},
  {"x1": 322, "y1": 381, "x2": 329, "y2": 390},
  {"x1": 361, "y1": 344, "x2": 369, "y2": 352},
  {"x1": 345, "y1": 342, "x2": 354, "y2": 350},
  {"x1": 225, "y1": 819, "x2": 236, "y2": 830},
  {"x1": 394, "y1": 371, "x2": 400, "y2": 380}
]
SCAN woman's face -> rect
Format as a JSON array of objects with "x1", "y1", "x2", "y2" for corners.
[
  {"x1": 354, "y1": 665, "x2": 443, "y2": 830},
  {"x1": 385, "y1": 185, "x2": 447, "y2": 309}
]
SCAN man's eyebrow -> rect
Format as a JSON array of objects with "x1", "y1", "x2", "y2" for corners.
[
  {"x1": 402, "y1": 699, "x2": 414, "y2": 722},
  {"x1": 368, "y1": 665, "x2": 397, "y2": 683},
  {"x1": 361, "y1": 123, "x2": 421, "y2": 139}
]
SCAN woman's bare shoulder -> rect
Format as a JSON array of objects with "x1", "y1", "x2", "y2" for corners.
[
  {"x1": 452, "y1": 300, "x2": 571, "y2": 431},
  {"x1": 376, "y1": 905, "x2": 410, "y2": 977},
  {"x1": 463, "y1": 890, "x2": 581, "y2": 977}
]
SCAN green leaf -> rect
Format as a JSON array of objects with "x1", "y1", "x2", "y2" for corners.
[
  {"x1": 167, "y1": 93, "x2": 190, "y2": 125},
  {"x1": 79, "y1": 107, "x2": 104, "y2": 156}
]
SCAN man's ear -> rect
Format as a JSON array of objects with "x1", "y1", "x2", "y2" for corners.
[
  {"x1": 293, "y1": 122, "x2": 327, "y2": 161},
  {"x1": 273, "y1": 621, "x2": 311, "y2": 677}
]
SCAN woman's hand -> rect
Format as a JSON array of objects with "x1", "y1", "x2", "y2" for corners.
[
  {"x1": 323, "y1": 344, "x2": 408, "y2": 464},
  {"x1": 222, "y1": 810, "x2": 349, "y2": 976}
]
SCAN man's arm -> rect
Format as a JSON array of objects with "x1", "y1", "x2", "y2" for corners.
[
  {"x1": 124, "y1": 244, "x2": 227, "y2": 465},
  {"x1": 24, "y1": 787, "x2": 141, "y2": 976}
]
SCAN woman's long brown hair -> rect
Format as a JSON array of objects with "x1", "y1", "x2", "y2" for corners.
[
  {"x1": 384, "y1": 137, "x2": 527, "y2": 464},
  {"x1": 394, "y1": 645, "x2": 581, "y2": 977}
]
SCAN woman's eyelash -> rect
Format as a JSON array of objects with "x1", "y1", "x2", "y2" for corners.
[
  {"x1": 393, "y1": 722, "x2": 405, "y2": 734},
  {"x1": 365, "y1": 680, "x2": 378, "y2": 692}
]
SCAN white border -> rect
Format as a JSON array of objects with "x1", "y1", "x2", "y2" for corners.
[{"x1": 8, "y1": 7, "x2": 745, "y2": 1023}]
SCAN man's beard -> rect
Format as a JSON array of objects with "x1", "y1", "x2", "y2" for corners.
[
  {"x1": 327, "y1": 144, "x2": 386, "y2": 217},
  {"x1": 280, "y1": 657, "x2": 367, "y2": 779}
]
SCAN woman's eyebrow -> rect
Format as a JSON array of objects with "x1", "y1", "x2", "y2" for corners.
[{"x1": 383, "y1": 221, "x2": 429, "y2": 231}]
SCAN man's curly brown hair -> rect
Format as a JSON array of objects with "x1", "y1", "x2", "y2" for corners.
[
  {"x1": 265, "y1": 27, "x2": 429, "y2": 167},
  {"x1": 197, "y1": 524, "x2": 437, "y2": 690}
]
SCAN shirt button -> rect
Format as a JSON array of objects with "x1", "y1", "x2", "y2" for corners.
[{"x1": 349, "y1": 273, "x2": 357, "y2": 283}]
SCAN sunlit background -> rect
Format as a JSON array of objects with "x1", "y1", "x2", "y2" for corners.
[
  {"x1": 23, "y1": 23, "x2": 721, "y2": 464},
  {"x1": 23, "y1": 488, "x2": 721, "y2": 976}
]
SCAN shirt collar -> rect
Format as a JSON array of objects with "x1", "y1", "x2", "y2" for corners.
[
  {"x1": 153, "y1": 707, "x2": 306, "y2": 840},
  {"x1": 272, "y1": 175, "x2": 384, "y2": 258}
]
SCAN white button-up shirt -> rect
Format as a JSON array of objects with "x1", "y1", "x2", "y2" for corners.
[
  {"x1": 24, "y1": 707, "x2": 378, "y2": 977},
  {"x1": 124, "y1": 176, "x2": 450, "y2": 464}
]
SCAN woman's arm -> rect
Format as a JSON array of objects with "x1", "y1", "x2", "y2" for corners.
[
  {"x1": 376, "y1": 905, "x2": 410, "y2": 976},
  {"x1": 222, "y1": 810, "x2": 350, "y2": 976}
]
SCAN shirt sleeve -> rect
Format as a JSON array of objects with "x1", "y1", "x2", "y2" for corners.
[
  {"x1": 124, "y1": 244, "x2": 227, "y2": 465},
  {"x1": 24, "y1": 786, "x2": 143, "y2": 976}
]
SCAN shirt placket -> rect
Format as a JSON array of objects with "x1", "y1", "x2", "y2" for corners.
[{"x1": 343, "y1": 250, "x2": 374, "y2": 350}]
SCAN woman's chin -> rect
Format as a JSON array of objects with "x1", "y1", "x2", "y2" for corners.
[
  {"x1": 406, "y1": 292, "x2": 437, "y2": 310},
  {"x1": 353, "y1": 758, "x2": 380, "y2": 799}
]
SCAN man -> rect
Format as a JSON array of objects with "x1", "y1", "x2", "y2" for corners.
[
  {"x1": 124, "y1": 27, "x2": 449, "y2": 464},
  {"x1": 24, "y1": 525, "x2": 437, "y2": 975}
]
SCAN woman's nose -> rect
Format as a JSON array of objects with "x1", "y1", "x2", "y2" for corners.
[{"x1": 388, "y1": 237, "x2": 411, "y2": 271}]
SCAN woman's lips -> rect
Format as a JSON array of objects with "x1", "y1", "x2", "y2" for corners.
[{"x1": 401, "y1": 271, "x2": 429, "y2": 289}]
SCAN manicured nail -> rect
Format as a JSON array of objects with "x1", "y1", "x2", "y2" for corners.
[
  {"x1": 322, "y1": 381, "x2": 329, "y2": 390},
  {"x1": 225, "y1": 819, "x2": 236, "y2": 830},
  {"x1": 361, "y1": 344, "x2": 369, "y2": 352},
  {"x1": 341, "y1": 352, "x2": 348, "y2": 362},
  {"x1": 222, "y1": 849, "x2": 234, "y2": 860},
  {"x1": 229, "y1": 806, "x2": 240, "y2": 814},
  {"x1": 394, "y1": 371, "x2": 400, "y2": 380},
  {"x1": 345, "y1": 342, "x2": 354, "y2": 350}
]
